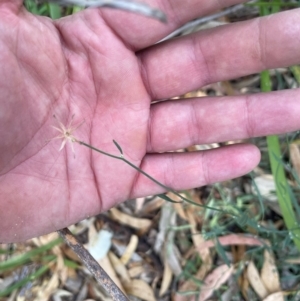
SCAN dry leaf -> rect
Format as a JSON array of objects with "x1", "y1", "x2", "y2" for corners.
[
  {"x1": 173, "y1": 202, "x2": 187, "y2": 221},
  {"x1": 141, "y1": 196, "x2": 164, "y2": 214},
  {"x1": 199, "y1": 265, "x2": 235, "y2": 301},
  {"x1": 197, "y1": 234, "x2": 265, "y2": 250},
  {"x1": 120, "y1": 235, "x2": 139, "y2": 265},
  {"x1": 154, "y1": 203, "x2": 175, "y2": 253},
  {"x1": 31, "y1": 232, "x2": 59, "y2": 247},
  {"x1": 135, "y1": 197, "x2": 146, "y2": 213},
  {"x1": 33, "y1": 273, "x2": 59, "y2": 301},
  {"x1": 62, "y1": 245, "x2": 81, "y2": 263},
  {"x1": 261, "y1": 250, "x2": 281, "y2": 293},
  {"x1": 263, "y1": 291, "x2": 285, "y2": 301},
  {"x1": 241, "y1": 268, "x2": 250, "y2": 301},
  {"x1": 186, "y1": 208, "x2": 210, "y2": 262},
  {"x1": 290, "y1": 143, "x2": 300, "y2": 178},
  {"x1": 100, "y1": 254, "x2": 126, "y2": 294},
  {"x1": 159, "y1": 261, "x2": 173, "y2": 297},
  {"x1": 110, "y1": 208, "x2": 151, "y2": 230},
  {"x1": 51, "y1": 244, "x2": 68, "y2": 284},
  {"x1": 247, "y1": 261, "x2": 268, "y2": 299},
  {"x1": 128, "y1": 265, "x2": 145, "y2": 278},
  {"x1": 252, "y1": 175, "x2": 277, "y2": 202},
  {"x1": 156, "y1": 203, "x2": 182, "y2": 276},
  {"x1": 124, "y1": 279, "x2": 156, "y2": 301},
  {"x1": 178, "y1": 208, "x2": 212, "y2": 295},
  {"x1": 108, "y1": 251, "x2": 131, "y2": 285},
  {"x1": 186, "y1": 207, "x2": 211, "y2": 277},
  {"x1": 51, "y1": 289, "x2": 73, "y2": 301},
  {"x1": 171, "y1": 193, "x2": 188, "y2": 221}
]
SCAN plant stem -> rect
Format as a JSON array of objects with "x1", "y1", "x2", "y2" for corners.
[
  {"x1": 78, "y1": 140, "x2": 227, "y2": 213},
  {"x1": 259, "y1": 3, "x2": 300, "y2": 251}
]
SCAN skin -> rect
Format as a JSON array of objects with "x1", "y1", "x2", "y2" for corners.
[{"x1": 1, "y1": 0, "x2": 300, "y2": 243}]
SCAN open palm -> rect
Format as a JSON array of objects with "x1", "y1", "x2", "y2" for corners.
[{"x1": 1, "y1": 0, "x2": 300, "y2": 242}]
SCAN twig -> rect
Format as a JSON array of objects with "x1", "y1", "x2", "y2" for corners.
[
  {"x1": 42, "y1": 0, "x2": 167, "y2": 22},
  {"x1": 160, "y1": 0, "x2": 258, "y2": 42},
  {"x1": 57, "y1": 227, "x2": 129, "y2": 301}
]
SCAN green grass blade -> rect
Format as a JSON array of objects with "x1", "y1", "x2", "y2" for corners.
[
  {"x1": 0, "y1": 238, "x2": 62, "y2": 272},
  {"x1": 24, "y1": 0, "x2": 39, "y2": 14},
  {"x1": 260, "y1": 6, "x2": 300, "y2": 251},
  {"x1": 0, "y1": 258, "x2": 55, "y2": 297},
  {"x1": 49, "y1": 3, "x2": 62, "y2": 19},
  {"x1": 290, "y1": 65, "x2": 300, "y2": 84}
]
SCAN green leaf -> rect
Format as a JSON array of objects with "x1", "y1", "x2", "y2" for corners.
[
  {"x1": 214, "y1": 237, "x2": 231, "y2": 267},
  {"x1": 49, "y1": 3, "x2": 62, "y2": 19}
]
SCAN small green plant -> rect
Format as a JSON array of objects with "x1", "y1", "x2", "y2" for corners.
[{"x1": 259, "y1": 0, "x2": 300, "y2": 252}]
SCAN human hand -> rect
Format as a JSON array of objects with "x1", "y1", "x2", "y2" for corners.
[{"x1": 1, "y1": 0, "x2": 300, "y2": 242}]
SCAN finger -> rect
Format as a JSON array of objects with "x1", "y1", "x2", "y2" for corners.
[
  {"x1": 0, "y1": 0, "x2": 23, "y2": 13},
  {"x1": 139, "y1": 9, "x2": 300, "y2": 100},
  {"x1": 100, "y1": 0, "x2": 249, "y2": 50},
  {"x1": 130, "y1": 144, "x2": 260, "y2": 198},
  {"x1": 147, "y1": 88, "x2": 300, "y2": 152}
]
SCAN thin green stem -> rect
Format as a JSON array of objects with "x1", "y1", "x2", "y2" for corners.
[
  {"x1": 78, "y1": 140, "x2": 226, "y2": 213},
  {"x1": 260, "y1": 4, "x2": 300, "y2": 251}
]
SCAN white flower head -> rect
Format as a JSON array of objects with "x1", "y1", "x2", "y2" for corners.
[{"x1": 51, "y1": 114, "x2": 84, "y2": 156}]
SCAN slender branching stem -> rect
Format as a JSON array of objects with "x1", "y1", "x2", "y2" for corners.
[{"x1": 79, "y1": 140, "x2": 226, "y2": 213}]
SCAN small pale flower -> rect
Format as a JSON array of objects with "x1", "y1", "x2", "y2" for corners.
[{"x1": 51, "y1": 114, "x2": 83, "y2": 156}]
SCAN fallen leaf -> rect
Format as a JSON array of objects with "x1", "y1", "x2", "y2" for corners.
[
  {"x1": 154, "y1": 203, "x2": 175, "y2": 254},
  {"x1": 186, "y1": 208, "x2": 210, "y2": 262},
  {"x1": 110, "y1": 208, "x2": 152, "y2": 231},
  {"x1": 99, "y1": 254, "x2": 126, "y2": 294},
  {"x1": 172, "y1": 196, "x2": 188, "y2": 221},
  {"x1": 128, "y1": 265, "x2": 145, "y2": 278},
  {"x1": 290, "y1": 143, "x2": 300, "y2": 178},
  {"x1": 263, "y1": 291, "x2": 285, "y2": 301},
  {"x1": 199, "y1": 265, "x2": 235, "y2": 301},
  {"x1": 108, "y1": 251, "x2": 131, "y2": 285},
  {"x1": 247, "y1": 261, "x2": 268, "y2": 299},
  {"x1": 261, "y1": 250, "x2": 281, "y2": 293},
  {"x1": 240, "y1": 267, "x2": 250, "y2": 301},
  {"x1": 135, "y1": 197, "x2": 146, "y2": 212},
  {"x1": 124, "y1": 279, "x2": 156, "y2": 301},
  {"x1": 186, "y1": 207, "x2": 211, "y2": 277},
  {"x1": 155, "y1": 203, "x2": 182, "y2": 276},
  {"x1": 140, "y1": 196, "x2": 164, "y2": 214},
  {"x1": 33, "y1": 273, "x2": 59, "y2": 301},
  {"x1": 196, "y1": 234, "x2": 265, "y2": 251},
  {"x1": 252, "y1": 175, "x2": 277, "y2": 202},
  {"x1": 159, "y1": 261, "x2": 173, "y2": 297},
  {"x1": 120, "y1": 235, "x2": 139, "y2": 265}
]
